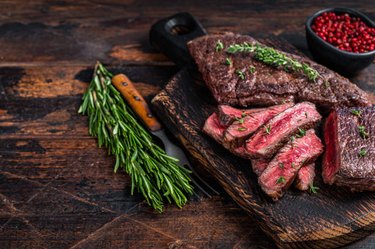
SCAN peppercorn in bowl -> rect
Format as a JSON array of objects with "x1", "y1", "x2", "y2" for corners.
[{"x1": 306, "y1": 8, "x2": 375, "y2": 76}]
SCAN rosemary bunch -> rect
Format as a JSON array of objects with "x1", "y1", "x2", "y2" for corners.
[
  {"x1": 78, "y1": 62, "x2": 193, "y2": 212},
  {"x1": 226, "y1": 42, "x2": 320, "y2": 81}
]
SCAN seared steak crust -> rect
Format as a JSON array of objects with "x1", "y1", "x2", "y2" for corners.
[
  {"x1": 187, "y1": 33, "x2": 370, "y2": 109},
  {"x1": 323, "y1": 107, "x2": 375, "y2": 191}
]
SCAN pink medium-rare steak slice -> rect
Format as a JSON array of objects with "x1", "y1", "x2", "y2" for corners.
[
  {"x1": 322, "y1": 107, "x2": 375, "y2": 192},
  {"x1": 246, "y1": 102, "x2": 321, "y2": 158},
  {"x1": 218, "y1": 105, "x2": 266, "y2": 126},
  {"x1": 202, "y1": 113, "x2": 227, "y2": 144},
  {"x1": 203, "y1": 112, "x2": 250, "y2": 158},
  {"x1": 224, "y1": 103, "x2": 293, "y2": 145},
  {"x1": 251, "y1": 159, "x2": 269, "y2": 176},
  {"x1": 187, "y1": 33, "x2": 371, "y2": 109},
  {"x1": 258, "y1": 129, "x2": 323, "y2": 200},
  {"x1": 294, "y1": 163, "x2": 316, "y2": 191},
  {"x1": 252, "y1": 159, "x2": 316, "y2": 191}
]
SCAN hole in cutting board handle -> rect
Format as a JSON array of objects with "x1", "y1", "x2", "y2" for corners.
[{"x1": 149, "y1": 12, "x2": 207, "y2": 67}]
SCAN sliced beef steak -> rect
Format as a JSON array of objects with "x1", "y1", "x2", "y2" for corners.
[
  {"x1": 252, "y1": 159, "x2": 316, "y2": 192},
  {"x1": 203, "y1": 113, "x2": 227, "y2": 144},
  {"x1": 187, "y1": 33, "x2": 370, "y2": 109},
  {"x1": 322, "y1": 107, "x2": 375, "y2": 191},
  {"x1": 203, "y1": 112, "x2": 250, "y2": 158},
  {"x1": 246, "y1": 102, "x2": 321, "y2": 158},
  {"x1": 258, "y1": 129, "x2": 323, "y2": 200},
  {"x1": 218, "y1": 105, "x2": 266, "y2": 126},
  {"x1": 224, "y1": 103, "x2": 293, "y2": 145},
  {"x1": 251, "y1": 159, "x2": 269, "y2": 176},
  {"x1": 294, "y1": 164, "x2": 316, "y2": 191}
]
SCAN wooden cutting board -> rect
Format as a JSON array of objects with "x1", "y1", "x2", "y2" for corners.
[{"x1": 151, "y1": 38, "x2": 375, "y2": 249}]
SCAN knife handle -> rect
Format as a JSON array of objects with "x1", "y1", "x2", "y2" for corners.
[{"x1": 112, "y1": 74, "x2": 162, "y2": 132}]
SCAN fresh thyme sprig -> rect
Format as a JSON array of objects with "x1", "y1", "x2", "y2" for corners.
[
  {"x1": 78, "y1": 62, "x2": 193, "y2": 212},
  {"x1": 227, "y1": 42, "x2": 320, "y2": 82}
]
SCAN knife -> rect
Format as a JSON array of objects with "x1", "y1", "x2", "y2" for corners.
[{"x1": 112, "y1": 74, "x2": 218, "y2": 197}]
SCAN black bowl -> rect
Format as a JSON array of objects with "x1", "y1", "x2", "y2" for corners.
[{"x1": 306, "y1": 8, "x2": 375, "y2": 76}]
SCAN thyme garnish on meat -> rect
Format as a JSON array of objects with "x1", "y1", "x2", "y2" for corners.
[
  {"x1": 226, "y1": 42, "x2": 320, "y2": 82},
  {"x1": 225, "y1": 57, "x2": 232, "y2": 66},
  {"x1": 296, "y1": 128, "x2": 306, "y2": 138},
  {"x1": 78, "y1": 62, "x2": 193, "y2": 212},
  {"x1": 276, "y1": 176, "x2": 286, "y2": 184},
  {"x1": 358, "y1": 148, "x2": 367, "y2": 157},
  {"x1": 264, "y1": 124, "x2": 271, "y2": 134},
  {"x1": 351, "y1": 109, "x2": 362, "y2": 117},
  {"x1": 236, "y1": 69, "x2": 245, "y2": 80},
  {"x1": 249, "y1": 66, "x2": 256, "y2": 74},
  {"x1": 237, "y1": 127, "x2": 247, "y2": 131},
  {"x1": 215, "y1": 40, "x2": 224, "y2": 52},
  {"x1": 279, "y1": 163, "x2": 284, "y2": 169},
  {"x1": 358, "y1": 125, "x2": 369, "y2": 139}
]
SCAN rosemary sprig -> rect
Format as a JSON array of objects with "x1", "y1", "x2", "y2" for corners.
[
  {"x1": 78, "y1": 62, "x2": 193, "y2": 212},
  {"x1": 227, "y1": 42, "x2": 320, "y2": 82}
]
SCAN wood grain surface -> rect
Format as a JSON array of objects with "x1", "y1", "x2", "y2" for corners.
[{"x1": 0, "y1": 1, "x2": 374, "y2": 248}]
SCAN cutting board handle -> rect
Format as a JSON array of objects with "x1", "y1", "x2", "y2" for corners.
[{"x1": 149, "y1": 12, "x2": 207, "y2": 67}]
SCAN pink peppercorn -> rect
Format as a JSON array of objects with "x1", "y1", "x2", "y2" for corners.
[{"x1": 312, "y1": 12, "x2": 375, "y2": 53}]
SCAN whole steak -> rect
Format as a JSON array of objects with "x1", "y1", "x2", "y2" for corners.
[
  {"x1": 323, "y1": 106, "x2": 375, "y2": 191},
  {"x1": 187, "y1": 33, "x2": 371, "y2": 109}
]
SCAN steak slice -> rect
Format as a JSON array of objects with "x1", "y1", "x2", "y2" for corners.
[
  {"x1": 251, "y1": 159, "x2": 269, "y2": 176},
  {"x1": 224, "y1": 103, "x2": 293, "y2": 145},
  {"x1": 218, "y1": 105, "x2": 266, "y2": 126},
  {"x1": 258, "y1": 129, "x2": 323, "y2": 200},
  {"x1": 203, "y1": 112, "x2": 251, "y2": 158},
  {"x1": 294, "y1": 163, "x2": 316, "y2": 191},
  {"x1": 322, "y1": 107, "x2": 375, "y2": 191},
  {"x1": 252, "y1": 159, "x2": 316, "y2": 191},
  {"x1": 246, "y1": 102, "x2": 321, "y2": 158},
  {"x1": 187, "y1": 33, "x2": 370, "y2": 109},
  {"x1": 202, "y1": 112, "x2": 227, "y2": 144}
]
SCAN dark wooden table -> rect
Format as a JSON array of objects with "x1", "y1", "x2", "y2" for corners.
[{"x1": 0, "y1": 1, "x2": 374, "y2": 248}]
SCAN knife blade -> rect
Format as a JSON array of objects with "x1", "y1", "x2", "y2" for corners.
[{"x1": 111, "y1": 74, "x2": 218, "y2": 197}]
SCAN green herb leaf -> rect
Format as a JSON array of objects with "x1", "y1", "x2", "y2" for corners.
[
  {"x1": 279, "y1": 163, "x2": 284, "y2": 169},
  {"x1": 291, "y1": 162, "x2": 295, "y2": 168},
  {"x1": 296, "y1": 128, "x2": 306, "y2": 138},
  {"x1": 236, "y1": 70, "x2": 245, "y2": 80},
  {"x1": 276, "y1": 176, "x2": 286, "y2": 184},
  {"x1": 225, "y1": 57, "x2": 232, "y2": 66},
  {"x1": 351, "y1": 109, "x2": 362, "y2": 117},
  {"x1": 241, "y1": 111, "x2": 247, "y2": 118},
  {"x1": 358, "y1": 125, "x2": 369, "y2": 139},
  {"x1": 216, "y1": 40, "x2": 224, "y2": 52},
  {"x1": 235, "y1": 116, "x2": 245, "y2": 124},
  {"x1": 237, "y1": 127, "x2": 247, "y2": 131},
  {"x1": 227, "y1": 42, "x2": 320, "y2": 82},
  {"x1": 358, "y1": 148, "x2": 367, "y2": 157},
  {"x1": 78, "y1": 62, "x2": 193, "y2": 213},
  {"x1": 264, "y1": 124, "x2": 271, "y2": 134},
  {"x1": 309, "y1": 184, "x2": 319, "y2": 194},
  {"x1": 249, "y1": 66, "x2": 256, "y2": 74}
]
